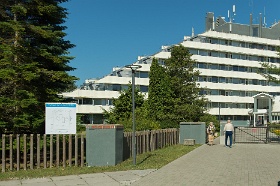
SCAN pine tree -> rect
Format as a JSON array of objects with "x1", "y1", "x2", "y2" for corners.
[
  {"x1": 165, "y1": 45, "x2": 208, "y2": 123},
  {"x1": 147, "y1": 58, "x2": 173, "y2": 123},
  {"x1": 0, "y1": 0, "x2": 77, "y2": 133}
]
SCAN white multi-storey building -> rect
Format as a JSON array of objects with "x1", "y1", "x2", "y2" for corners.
[{"x1": 62, "y1": 12, "x2": 280, "y2": 125}]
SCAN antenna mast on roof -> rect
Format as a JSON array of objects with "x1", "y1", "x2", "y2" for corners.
[
  {"x1": 228, "y1": 5, "x2": 236, "y2": 22},
  {"x1": 263, "y1": 7, "x2": 267, "y2": 27}
]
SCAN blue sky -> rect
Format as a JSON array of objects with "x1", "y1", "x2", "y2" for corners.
[{"x1": 62, "y1": 0, "x2": 280, "y2": 86}]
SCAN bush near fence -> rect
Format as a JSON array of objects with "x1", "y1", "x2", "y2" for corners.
[{"x1": 1, "y1": 128, "x2": 179, "y2": 172}]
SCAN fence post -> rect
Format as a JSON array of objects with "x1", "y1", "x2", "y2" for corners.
[
  {"x1": 23, "y1": 134, "x2": 27, "y2": 170},
  {"x1": 9, "y1": 134, "x2": 13, "y2": 171},
  {"x1": 30, "y1": 134, "x2": 33, "y2": 170},
  {"x1": 75, "y1": 134, "x2": 78, "y2": 166},
  {"x1": 266, "y1": 126, "x2": 269, "y2": 144},
  {"x1": 68, "y1": 134, "x2": 72, "y2": 167},
  {"x1": 69, "y1": 134, "x2": 72, "y2": 167},
  {"x1": 17, "y1": 134, "x2": 20, "y2": 171},
  {"x1": 56, "y1": 134, "x2": 60, "y2": 167},
  {"x1": 50, "y1": 134, "x2": 53, "y2": 168},
  {"x1": 44, "y1": 134, "x2": 47, "y2": 168},
  {"x1": 81, "y1": 134, "x2": 84, "y2": 167},
  {"x1": 63, "y1": 135, "x2": 66, "y2": 168},
  {"x1": 2, "y1": 134, "x2": 5, "y2": 173},
  {"x1": 37, "y1": 134, "x2": 40, "y2": 169}
]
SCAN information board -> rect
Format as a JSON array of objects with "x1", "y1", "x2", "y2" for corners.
[{"x1": 45, "y1": 103, "x2": 76, "y2": 134}]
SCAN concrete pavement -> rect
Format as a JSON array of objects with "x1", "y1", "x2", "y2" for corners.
[{"x1": 1, "y1": 138, "x2": 280, "y2": 186}]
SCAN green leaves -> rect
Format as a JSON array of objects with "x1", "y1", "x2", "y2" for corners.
[{"x1": 0, "y1": 0, "x2": 77, "y2": 134}]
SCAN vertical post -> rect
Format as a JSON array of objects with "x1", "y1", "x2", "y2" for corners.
[
  {"x1": 44, "y1": 134, "x2": 47, "y2": 168},
  {"x1": 50, "y1": 134, "x2": 53, "y2": 168},
  {"x1": 63, "y1": 135, "x2": 66, "y2": 168},
  {"x1": 37, "y1": 134, "x2": 40, "y2": 169},
  {"x1": 17, "y1": 134, "x2": 20, "y2": 171},
  {"x1": 56, "y1": 134, "x2": 59, "y2": 167},
  {"x1": 69, "y1": 134, "x2": 72, "y2": 167},
  {"x1": 9, "y1": 134, "x2": 13, "y2": 171},
  {"x1": 2, "y1": 134, "x2": 5, "y2": 173},
  {"x1": 30, "y1": 134, "x2": 33, "y2": 170},
  {"x1": 23, "y1": 134, "x2": 27, "y2": 170},
  {"x1": 125, "y1": 64, "x2": 141, "y2": 165},
  {"x1": 132, "y1": 68, "x2": 136, "y2": 165},
  {"x1": 219, "y1": 103, "x2": 221, "y2": 126},
  {"x1": 81, "y1": 134, "x2": 84, "y2": 167}
]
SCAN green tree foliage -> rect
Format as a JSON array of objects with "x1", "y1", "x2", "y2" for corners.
[
  {"x1": 0, "y1": 0, "x2": 77, "y2": 133},
  {"x1": 200, "y1": 113, "x2": 219, "y2": 131},
  {"x1": 104, "y1": 84, "x2": 145, "y2": 124},
  {"x1": 147, "y1": 58, "x2": 173, "y2": 123},
  {"x1": 260, "y1": 48, "x2": 280, "y2": 84},
  {"x1": 164, "y1": 45, "x2": 208, "y2": 124}
]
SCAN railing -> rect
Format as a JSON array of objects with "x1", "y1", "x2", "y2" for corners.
[
  {"x1": 1, "y1": 128, "x2": 179, "y2": 172},
  {"x1": 234, "y1": 125, "x2": 280, "y2": 144}
]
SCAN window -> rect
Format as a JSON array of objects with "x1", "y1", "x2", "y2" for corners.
[
  {"x1": 233, "y1": 66, "x2": 239, "y2": 71},
  {"x1": 140, "y1": 85, "x2": 148, "y2": 92},
  {"x1": 219, "y1": 64, "x2": 226, "y2": 70},
  {"x1": 82, "y1": 98, "x2": 93, "y2": 105},
  {"x1": 226, "y1": 78, "x2": 232, "y2": 83},
  {"x1": 225, "y1": 91, "x2": 232, "y2": 96},
  {"x1": 198, "y1": 63, "x2": 207, "y2": 68},
  {"x1": 220, "y1": 90, "x2": 225, "y2": 96},
  {"x1": 94, "y1": 99, "x2": 102, "y2": 105},
  {"x1": 252, "y1": 79, "x2": 258, "y2": 85},
  {"x1": 219, "y1": 77, "x2": 226, "y2": 83},
  {"x1": 112, "y1": 84, "x2": 121, "y2": 91},
  {"x1": 210, "y1": 64, "x2": 219, "y2": 70},
  {"x1": 140, "y1": 72, "x2": 149, "y2": 78},
  {"x1": 232, "y1": 78, "x2": 239, "y2": 84},
  {"x1": 211, "y1": 89, "x2": 219, "y2": 95},
  {"x1": 212, "y1": 77, "x2": 218, "y2": 83}
]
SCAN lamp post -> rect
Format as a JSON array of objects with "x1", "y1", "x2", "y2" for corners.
[{"x1": 125, "y1": 64, "x2": 142, "y2": 165}]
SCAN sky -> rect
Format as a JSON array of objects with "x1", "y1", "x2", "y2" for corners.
[{"x1": 62, "y1": 0, "x2": 280, "y2": 86}]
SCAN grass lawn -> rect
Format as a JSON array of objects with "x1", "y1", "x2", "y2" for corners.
[{"x1": 0, "y1": 144, "x2": 201, "y2": 181}]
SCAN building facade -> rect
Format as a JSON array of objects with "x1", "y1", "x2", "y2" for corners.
[{"x1": 62, "y1": 12, "x2": 280, "y2": 125}]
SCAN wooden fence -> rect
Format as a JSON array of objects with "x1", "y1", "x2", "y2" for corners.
[{"x1": 1, "y1": 128, "x2": 179, "y2": 172}]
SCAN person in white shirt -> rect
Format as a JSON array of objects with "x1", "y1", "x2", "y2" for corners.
[{"x1": 224, "y1": 120, "x2": 234, "y2": 148}]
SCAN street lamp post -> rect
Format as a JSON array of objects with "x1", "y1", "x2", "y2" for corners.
[{"x1": 125, "y1": 64, "x2": 142, "y2": 165}]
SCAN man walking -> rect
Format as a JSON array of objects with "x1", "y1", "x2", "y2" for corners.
[{"x1": 224, "y1": 120, "x2": 234, "y2": 148}]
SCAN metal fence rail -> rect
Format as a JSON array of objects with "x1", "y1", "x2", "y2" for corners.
[{"x1": 234, "y1": 126, "x2": 280, "y2": 144}]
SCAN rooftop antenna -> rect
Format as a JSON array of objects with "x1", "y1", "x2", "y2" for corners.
[
  {"x1": 249, "y1": 0, "x2": 254, "y2": 19},
  {"x1": 232, "y1": 5, "x2": 236, "y2": 22},
  {"x1": 192, "y1": 27, "x2": 194, "y2": 37},
  {"x1": 263, "y1": 7, "x2": 267, "y2": 27}
]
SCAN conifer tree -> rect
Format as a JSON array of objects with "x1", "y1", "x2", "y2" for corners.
[
  {"x1": 0, "y1": 0, "x2": 77, "y2": 133},
  {"x1": 165, "y1": 45, "x2": 208, "y2": 123},
  {"x1": 147, "y1": 58, "x2": 173, "y2": 123}
]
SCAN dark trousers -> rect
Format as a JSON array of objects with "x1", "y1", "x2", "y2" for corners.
[{"x1": 225, "y1": 131, "x2": 233, "y2": 147}]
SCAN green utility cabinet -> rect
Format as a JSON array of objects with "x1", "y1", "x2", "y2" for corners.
[
  {"x1": 179, "y1": 122, "x2": 206, "y2": 144},
  {"x1": 86, "y1": 124, "x2": 123, "y2": 166}
]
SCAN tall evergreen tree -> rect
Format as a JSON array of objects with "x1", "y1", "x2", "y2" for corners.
[
  {"x1": 147, "y1": 58, "x2": 173, "y2": 123},
  {"x1": 165, "y1": 45, "x2": 208, "y2": 123},
  {"x1": 0, "y1": 0, "x2": 77, "y2": 133}
]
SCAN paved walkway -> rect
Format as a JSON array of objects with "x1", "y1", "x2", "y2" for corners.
[{"x1": 1, "y1": 138, "x2": 280, "y2": 186}]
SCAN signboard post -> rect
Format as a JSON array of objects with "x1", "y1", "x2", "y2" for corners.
[{"x1": 45, "y1": 103, "x2": 76, "y2": 134}]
